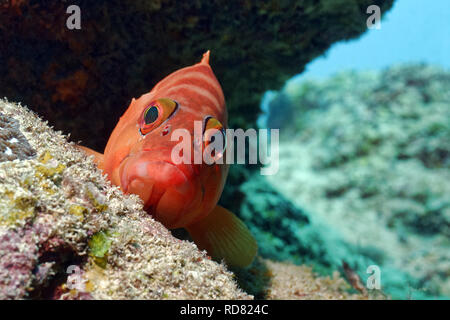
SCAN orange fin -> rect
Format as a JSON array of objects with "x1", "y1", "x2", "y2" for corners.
[
  {"x1": 76, "y1": 145, "x2": 104, "y2": 170},
  {"x1": 186, "y1": 205, "x2": 257, "y2": 268},
  {"x1": 201, "y1": 50, "x2": 210, "y2": 65}
]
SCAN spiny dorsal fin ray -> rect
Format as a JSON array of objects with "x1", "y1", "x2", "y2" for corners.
[{"x1": 201, "y1": 50, "x2": 210, "y2": 65}]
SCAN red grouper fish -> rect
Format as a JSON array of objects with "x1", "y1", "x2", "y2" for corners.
[{"x1": 79, "y1": 51, "x2": 257, "y2": 268}]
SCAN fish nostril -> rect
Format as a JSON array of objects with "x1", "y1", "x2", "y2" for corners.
[{"x1": 161, "y1": 125, "x2": 170, "y2": 136}]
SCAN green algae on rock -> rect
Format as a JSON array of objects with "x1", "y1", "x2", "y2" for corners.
[{"x1": 0, "y1": 99, "x2": 250, "y2": 300}]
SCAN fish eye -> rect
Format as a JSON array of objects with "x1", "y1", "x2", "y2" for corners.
[
  {"x1": 140, "y1": 98, "x2": 178, "y2": 136},
  {"x1": 144, "y1": 106, "x2": 159, "y2": 124}
]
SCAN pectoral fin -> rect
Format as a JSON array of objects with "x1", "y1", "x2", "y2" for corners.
[
  {"x1": 186, "y1": 205, "x2": 257, "y2": 268},
  {"x1": 77, "y1": 145, "x2": 105, "y2": 170}
]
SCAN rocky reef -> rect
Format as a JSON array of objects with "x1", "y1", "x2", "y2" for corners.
[
  {"x1": 233, "y1": 257, "x2": 376, "y2": 300},
  {"x1": 260, "y1": 64, "x2": 450, "y2": 299}
]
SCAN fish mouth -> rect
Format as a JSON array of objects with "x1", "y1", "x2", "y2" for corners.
[{"x1": 119, "y1": 155, "x2": 200, "y2": 228}]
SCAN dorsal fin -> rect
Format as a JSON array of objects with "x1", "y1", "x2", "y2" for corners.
[{"x1": 201, "y1": 50, "x2": 210, "y2": 65}]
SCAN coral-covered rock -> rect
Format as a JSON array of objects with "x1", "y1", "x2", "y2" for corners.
[
  {"x1": 0, "y1": 113, "x2": 36, "y2": 162},
  {"x1": 264, "y1": 260, "x2": 375, "y2": 300},
  {"x1": 231, "y1": 258, "x2": 375, "y2": 300}
]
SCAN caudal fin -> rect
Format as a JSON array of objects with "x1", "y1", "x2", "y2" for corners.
[
  {"x1": 76, "y1": 145, "x2": 105, "y2": 170},
  {"x1": 186, "y1": 205, "x2": 257, "y2": 268}
]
